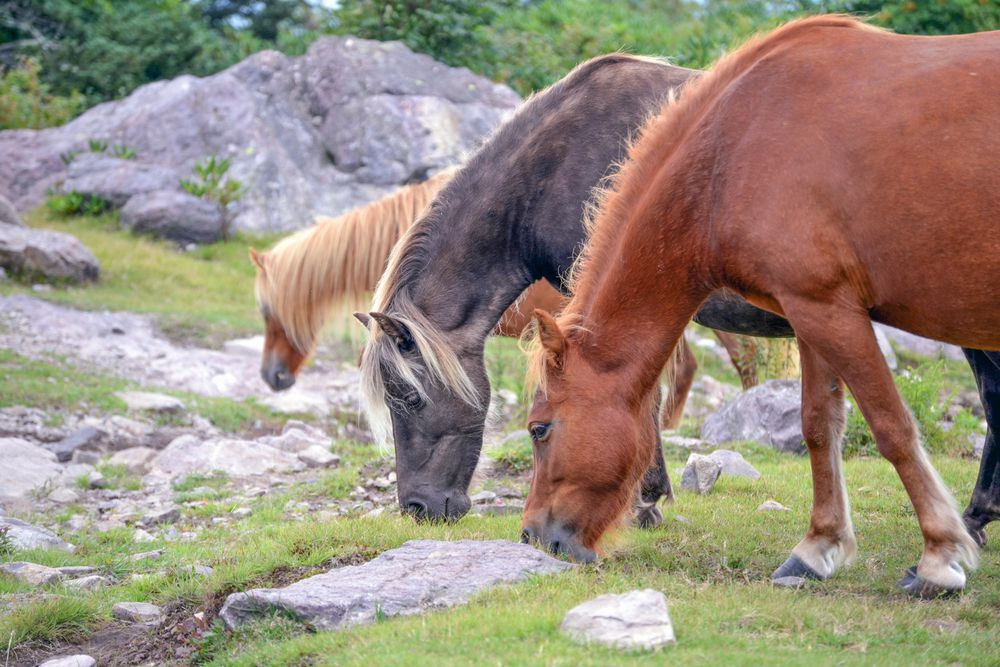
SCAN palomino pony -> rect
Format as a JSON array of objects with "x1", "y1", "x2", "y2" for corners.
[
  {"x1": 523, "y1": 16, "x2": 1000, "y2": 598},
  {"x1": 248, "y1": 165, "x2": 751, "y2": 417}
]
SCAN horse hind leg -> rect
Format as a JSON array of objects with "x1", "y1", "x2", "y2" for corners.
[
  {"x1": 772, "y1": 339, "x2": 856, "y2": 582},
  {"x1": 713, "y1": 330, "x2": 759, "y2": 390},
  {"x1": 659, "y1": 339, "x2": 698, "y2": 429},
  {"x1": 961, "y1": 348, "x2": 1000, "y2": 546},
  {"x1": 784, "y1": 300, "x2": 977, "y2": 598}
]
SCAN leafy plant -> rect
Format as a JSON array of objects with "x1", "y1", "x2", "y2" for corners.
[
  {"x1": 0, "y1": 57, "x2": 85, "y2": 130},
  {"x1": 46, "y1": 190, "x2": 111, "y2": 217},
  {"x1": 180, "y1": 155, "x2": 246, "y2": 240},
  {"x1": 112, "y1": 144, "x2": 136, "y2": 159},
  {"x1": 60, "y1": 150, "x2": 79, "y2": 165},
  {"x1": 88, "y1": 138, "x2": 108, "y2": 153},
  {"x1": 0, "y1": 526, "x2": 14, "y2": 559}
]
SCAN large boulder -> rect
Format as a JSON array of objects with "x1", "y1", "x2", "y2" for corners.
[
  {"x1": 0, "y1": 516, "x2": 75, "y2": 552},
  {"x1": 119, "y1": 190, "x2": 223, "y2": 244},
  {"x1": 0, "y1": 193, "x2": 23, "y2": 226},
  {"x1": 701, "y1": 379, "x2": 805, "y2": 454},
  {"x1": 61, "y1": 154, "x2": 180, "y2": 208},
  {"x1": 0, "y1": 224, "x2": 99, "y2": 282},
  {"x1": 0, "y1": 37, "x2": 520, "y2": 234},
  {"x1": 148, "y1": 434, "x2": 305, "y2": 479}
]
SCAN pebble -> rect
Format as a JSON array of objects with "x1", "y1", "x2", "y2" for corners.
[
  {"x1": 139, "y1": 506, "x2": 181, "y2": 527},
  {"x1": 112, "y1": 601, "x2": 163, "y2": 625},
  {"x1": 64, "y1": 575, "x2": 110, "y2": 591},
  {"x1": 182, "y1": 564, "x2": 214, "y2": 577},
  {"x1": 115, "y1": 391, "x2": 185, "y2": 414},
  {"x1": 133, "y1": 528, "x2": 156, "y2": 543},
  {"x1": 470, "y1": 491, "x2": 497, "y2": 504},
  {"x1": 561, "y1": 589, "x2": 676, "y2": 651},
  {"x1": 773, "y1": 576, "x2": 808, "y2": 589},
  {"x1": 758, "y1": 500, "x2": 790, "y2": 512},
  {"x1": 127, "y1": 549, "x2": 164, "y2": 563},
  {"x1": 680, "y1": 453, "x2": 722, "y2": 494},
  {"x1": 297, "y1": 445, "x2": 340, "y2": 468},
  {"x1": 38, "y1": 656, "x2": 97, "y2": 667},
  {"x1": 231, "y1": 507, "x2": 252, "y2": 519},
  {"x1": 49, "y1": 487, "x2": 81, "y2": 504}
]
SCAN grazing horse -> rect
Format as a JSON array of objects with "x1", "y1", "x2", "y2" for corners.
[
  {"x1": 248, "y1": 165, "x2": 750, "y2": 415},
  {"x1": 358, "y1": 54, "x2": 792, "y2": 525},
  {"x1": 523, "y1": 16, "x2": 1000, "y2": 598}
]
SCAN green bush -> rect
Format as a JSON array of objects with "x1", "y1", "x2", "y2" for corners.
[
  {"x1": 843, "y1": 361, "x2": 980, "y2": 457},
  {"x1": 0, "y1": 58, "x2": 85, "y2": 129},
  {"x1": 46, "y1": 191, "x2": 111, "y2": 217},
  {"x1": 180, "y1": 155, "x2": 247, "y2": 240}
]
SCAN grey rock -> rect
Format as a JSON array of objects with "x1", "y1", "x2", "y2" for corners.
[
  {"x1": 875, "y1": 324, "x2": 964, "y2": 362},
  {"x1": 48, "y1": 487, "x2": 81, "y2": 504},
  {"x1": 139, "y1": 506, "x2": 181, "y2": 527},
  {"x1": 0, "y1": 516, "x2": 75, "y2": 552},
  {"x1": 116, "y1": 391, "x2": 185, "y2": 414},
  {"x1": 64, "y1": 575, "x2": 110, "y2": 591},
  {"x1": 150, "y1": 434, "x2": 306, "y2": 479},
  {"x1": 706, "y1": 449, "x2": 761, "y2": 480},
  {"x1": 0, "y1": 561, "x2": 64, "y2": 586},
  {"x1": 758, "y1": 500, "x2": 789, "y2": 512},
  {"x1": 661, "y1": 435, "x2": 711, "y2": 451},
  {"x1": 112, "y1": 601, "x2": 163, "y2": 625},
  {"x1": 701, "y1": 379, "x2": 805, "y2": 454},
  {"x1": 560, "y1": 589, "x2": 676, "y2": 651},
  {"x1": 873, "y1": 325, "x2": 898, "y2": 370},
  {"x1": 0, "y1": 37, "x2": 518, "y2": 234},
  {"x1": 680, "y1": 453, "x2": 722, "y2": 495},
  {"x1": 71, "y1": 449, "x2": 102, "y2": 465},
  {"x1": 37, "y1": 655, "x2": 96, "y2": 667},
  {"x1": 182, "y1": 564, "x2": 214, "y2": 577},
  {"x1": 0, "y1": 438, "x2": 63, "y2": 499},
  {"x1": 127, "y1": 549, "x2": 163, "y2": 562},
  {"x1": 120, "y1": 190, "x2": 223, "y2": 244},
  {"x1": 0, "y1": 192, "x2": 23, "y2": 226},
  {"x1": 56, "y1": 566, "x2": 98, "y2": 576},
  {"x1": 108, "y1": 446, "x2": 158, "y2": 473},
  {"x1": 223, "y1": 336, "x2": 264, "y2": 356},
  {"x1": 0, "y1": 224, "x2": 99, "y2": 283},
  {"x1": 45, "y1": 426, "x2": 102, "y2": 462},
  {"x1": 297, "y1": 444, "x2": 340, "y2": 468},
  {"x1": 219, "y1": 539, "x2": 573, "y2": 630},
  {"x1": 773, "y1": 576, "x2": 808, "y2": 588},
  {"x1": 470, "y1": 491, "x2": 497, "y2": 504},
  {"x1": 132, "y1": 528, "x2": 156, "y2": 543},
  {"x1": 259, "y1": 422, "x2": 331, "y2": 453}
]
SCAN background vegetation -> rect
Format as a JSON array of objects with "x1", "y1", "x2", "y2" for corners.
[{"x1": 3, "y1": 0, "x2": 998, "y2": 129}]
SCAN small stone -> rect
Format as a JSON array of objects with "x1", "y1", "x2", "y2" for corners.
[
  {"x1": 773, "y1": 575, "x2": 808, "y2": 588},
  {"x1": 140, "y1": 506, "x2": 181, "y2": 527},
  {"x1": 37, "y1": 656, "x2": 97, "y2": 667},
  {"x1": 680, "y1": 453, "x2": 722, "y2": 494},
  {"x1": 45, "y1": 426, "x2": 102, "y2": 462},
  {"x1": 48, "y1": 487, "x2": 81, "y2": 504},
  {"x1": 128, "y1": 549, "x2": 163, "y2": 562},
  {"x1": 182, "y1": 564, "x2": 214, "y2": 577},
  {"x1": 133, "y1": 528, "x2": 156, "y2": 543},
  {"x1": 86, "y1": 470, "x2": 108, "y2": 489},
  {"x1": 108, "y1": 446, "x2": 158, "y2": 473},
  {"x1": 231, "y1": 507, "x2": 252, "y2": 519},
  {"x1": 364, "y1": 507, "x2": 385, "y2": 519},
  {"x1": 492, "y1": 486, "x2": 522, "y2": 499},
  {"x1": 757, "y1": 500, "x2": 789, "y2": 512},
  {"x1": 387, "y1": 472, "x2": 397, "y2": 483},
  {"x1": 707, "y1": 449, "x2": 761, "y2": 480},
  {"x1": 64, "y1": 575, "x2": 110, "y2": 591},
  {"x1": 470, "y1": 490, "x2": 497, "y2": 504},
  {"x1": 112, "y1": 601, "x2": 163, "y2": 625},
  {"x1": 674, "y1": 515, "x2": 691, "y2": 524},
  {"x1": 71, "y1": 449, "x2": 101, "y2": 465},
  {"x1": 0, "y1": 561, "x2": 64, "y2": 586},
  {"x1": 297, "y1": 445, "x2": 340, "y2": 468},
  {"x1": 116, "y1": 391, "x2": 185, "y2": 414},
  {"x1": 57, "y1": 566, "x2": 98, "y2": 576},
  {"x1": 372, "y1": 476, "x2": 391, "y2": 490},
  {"x1": 560, "y1": 589, "x2": 676, "y2": 651},
  {"x1": 246, "y1": 488, "x2": 266, "y2": 498}
]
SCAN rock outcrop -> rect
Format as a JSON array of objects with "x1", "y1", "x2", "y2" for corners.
[{"x1": 0, "y1": 223, "x2": 99, "y2": 283}]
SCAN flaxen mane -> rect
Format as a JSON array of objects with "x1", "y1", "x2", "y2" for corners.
[
  {"x1": 253, "y1": 167, "x2": 457, "y2": 355},
  {"x1": 527, "y1": 15, "x2": 881, "y2": 392}
]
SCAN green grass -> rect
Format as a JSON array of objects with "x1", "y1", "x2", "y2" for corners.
[
  {"x1": 5, "y1": 445, "x2": 997, "y2": 665},
  {"x1": 2, "y1": 208, "x2": 280, "y2": 345}
]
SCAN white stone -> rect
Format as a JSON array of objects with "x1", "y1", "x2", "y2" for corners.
[
  {"x1": 112, "y1": 601, "x2": 163, "y2": 625},
  {"x1": 706, "y1": 449, "x2": 761, "y2": 480},
  {"x1": 149, "y1": 435, "x2": 306, "y2": 479},
  {"x1": 758, "y1": 500, "x2": 790, "y2": 512},
  {"x1": 48, "y1": 487, "x2": 81, "y2": 504},
  {"x1": 297, "y1": 444, "x2": 340, "y2": 468},
  {"x1": 37, "y1": 655, "x2": 97, "y2": 667},
  {"x1": 116, "y1": 391, "x2": 185, "y2": 414},
  {"x1": 560, "y1": 589, "x2": 676, "y2": 651},
  {"x1": 64, "y1": 575, "x2": 109, "y2": 591},
  {"x1": 680, "y1": 453, "x2": 722, "y2": 494},
  {"x1": 0, "y1": 561, "x2": 64, "y2": 586},
  {"x1": 0, "y1": 437, "x2": 62, "y2": 499},
  {"x1": 108, "y1": 446, "x2": 159, "y2": 473},
  {"x1": 133, "y1": 528, "x2": 156, "y2": 543}
]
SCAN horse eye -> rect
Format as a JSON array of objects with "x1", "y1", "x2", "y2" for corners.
[
  {"x1": 529, "y1": 422, "x2": 551, "y2": 442},
  {"x1": 403, "y1": 392, "x2": 423, "y2": 410}
]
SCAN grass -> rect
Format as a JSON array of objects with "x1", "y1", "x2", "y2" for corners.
[{"x1": 4, "y1": 443, "x2": 997, "y2": 665}]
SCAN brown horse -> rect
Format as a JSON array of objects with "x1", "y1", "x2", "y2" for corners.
[
  {"x1": 249, "y1": 163, "x2": 753, "y2": 423},
  {"x1": 523, "y1": 15, "x2": 999, "y2": 598}
]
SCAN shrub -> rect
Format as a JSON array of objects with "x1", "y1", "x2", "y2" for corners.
[
  {"x1": 180, "y1": 155, "x2": 246, "y2": 240},
  {"x1": 46, "y1": 190, "x2": 111, "y2": 217},
  {"x1": 0, "y1": 58, "x2": 85, "y2": 130}
]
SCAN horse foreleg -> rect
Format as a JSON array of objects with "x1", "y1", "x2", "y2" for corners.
[
  {"x1": 785, "y1": 301, "x2": 977, "y2": 598},
  {"x1": 772, "y1": 339, "x2": 856, "y2": 582},
  {"x1": 961, "y1": 348, "x2": 1000, "y2": 547},
  {"x1": 714, "y1": 330, "x2": 758, "y2": 390},
  {"x1": 659, "y1": 339, "x2": 697, "y2": 429}
]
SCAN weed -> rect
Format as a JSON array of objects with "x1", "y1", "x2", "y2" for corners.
[
  {"x1": 112, "y1": 144, "x2": 137, "y2": 159},
  {"x1": 180, "y1": 155, "x2": 246, "y2": 240},
  {"x1": 88, "y1": 138, "x2": 108, "y2": 153},
  {"x1": 46, "y1": 190, "x2": 111, "y2": 217},
  {"x1": 0, "y1": 526, "x2": 13, "y2": 559}
]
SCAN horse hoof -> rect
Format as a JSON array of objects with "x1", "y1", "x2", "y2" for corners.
[
  {"x1": 635, "y1": 504, "x2": 663, "y2": 529},
  {"x1": 771, "y1": 555, "x2": 825, "y2": 581},
  {"x1": 965, "y1": 524, "x2": 988, "y2": 548},
  {"x1": 897, "y1": 565, "x2": 963, "y2": 599}
]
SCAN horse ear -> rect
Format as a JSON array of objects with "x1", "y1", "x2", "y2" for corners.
[
  {"x1": 248, "y1": 247, "x2": 266, "y2": 272},
  {"x1": 533, "y1": 309, "x2": 566, "y2": 370},
  {"x1": 353, "y1": 312, "x2": 372, "y2": 328},
  {"x1": 369, "y1": 311, "x2": 415, "y2": 352}
]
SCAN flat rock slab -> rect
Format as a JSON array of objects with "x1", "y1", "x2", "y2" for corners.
[
  {"x1": 112, "y1": 601, "x2": 163, "y2": 625},
  {"x1": 0, "y1": 561, "x2": 64, "y2": 586},
  {"x1": 0, "y1": 437, "x2": 63, "y2": 499},
  {"x1": 0, "y1": 516, "x2": 75, "y2": 552},
  {"x1": 219, "y1": 539, "x2": 573, "y2": 631},
  {"x1": 116, "y1": 391, "x2": 185, "y2": 414},
  {"x1": 38, "y1": 656, "x2": 96, "y2": 667},
  {"x1": 561, "y1": 589, "x2": 676, "y2": 651},
  {"x1": 149, "y1": 434, "x2": 305, "y2": 479}
]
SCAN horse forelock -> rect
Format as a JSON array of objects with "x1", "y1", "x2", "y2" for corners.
[{"x1": 360, "y1": 290, "x2": 482, "y2": 448}]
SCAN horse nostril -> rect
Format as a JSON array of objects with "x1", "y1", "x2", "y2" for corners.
[
  {"x1": 520, "y1": 529, "x2": 531, "y2": 544},
  {"x1": 551, "y1": 540, "x2": 561, "y2": 554},
  {"x1": 404, "y1": 499, "x2": 428, "y2": 519}
]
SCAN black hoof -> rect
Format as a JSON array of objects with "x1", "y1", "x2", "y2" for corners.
[
  {"x1": 897, "y1": 565, "x2": 963, "y2": 600},
  {"x1": 963, "y1": 518, "x2": 988, "y2": 548},
  {"x1": 771, "y1": 555, "x2": 825, "y2": 581},
  {"x1": 635, "y1": 504, "x2": 663, "y2": 529}
]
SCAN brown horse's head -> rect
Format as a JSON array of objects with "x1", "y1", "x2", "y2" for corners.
[
  {"x1": 250, "y1": 247, "x2": 308, "y2": 391},
  {"x1": 520, "y1": 310, "x2": 657, "y2": 562}
]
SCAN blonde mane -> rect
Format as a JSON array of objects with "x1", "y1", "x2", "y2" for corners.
[
  {"x1": 253, "y1": 167, "x2": 457, "y2": 355},
  {"x1": 528, "y1": 15, "x2": 880, "y2": 392}
]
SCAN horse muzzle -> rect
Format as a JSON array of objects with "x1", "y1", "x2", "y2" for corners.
[
  {"x1": 521, "y1": 519, "x2": 596, "y2": 563},
  {"x1": 399, "y1": 489, "x2": 471, "y2": 523},
  {"x1": 261, "y1": 357, "x2": 296, "y2": 391}
]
